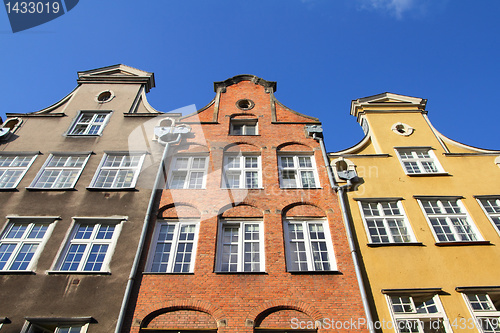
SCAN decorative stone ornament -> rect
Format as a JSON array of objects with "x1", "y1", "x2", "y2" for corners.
[{"x1": 391, "y1": 122, "x2": 414, "y2": 136}]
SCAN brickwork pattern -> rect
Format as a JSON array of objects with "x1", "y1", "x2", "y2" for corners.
[{"x1": 123, "y1": 79, "x2": 368, "y2": 333}]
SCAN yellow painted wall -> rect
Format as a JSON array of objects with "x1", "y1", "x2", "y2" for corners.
[{"x1": 331, "y1": 101, "x2": 500, "y2": 333}]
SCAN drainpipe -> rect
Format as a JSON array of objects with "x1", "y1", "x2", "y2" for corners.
[
  {"x1": 307, "y1": 125, "x2": 375, "y2": 333},
  {"x1": 114, "y1": 125, "x2": 188, "y2": 333}
]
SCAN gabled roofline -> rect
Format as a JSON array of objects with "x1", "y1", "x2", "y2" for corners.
[
  {"x1": 214, "y1": 74, "x2": 277, "y2": 93},
  {"x1": 77, "y1": 64, "x2": 155, "y2": 92},
  {"x1": 351, "y1": 92, "x2": 427, "y2": 117}
]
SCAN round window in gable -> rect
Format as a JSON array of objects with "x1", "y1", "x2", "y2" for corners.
[
  {"x1": 391, "y1": 122, "x2": 414, "y2": 136},
  {"x1": 236, "y1": 99, "x2": 255, "y2": 111},
  {"x1": 96, "y1": 90, "x2": 115, "y2": 103}
]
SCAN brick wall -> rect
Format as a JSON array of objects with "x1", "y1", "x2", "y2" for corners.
[{"x1": 123, "y1": 77, "x2": 368, "y2": 333}]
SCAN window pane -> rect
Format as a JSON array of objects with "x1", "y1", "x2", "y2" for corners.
[
  {"x1": 5, "y1": 224, "x2": 27, "y2": 239},
  {"x1": 84, "y1": 244, "x2": 109, "y2": 271},
  {"x1": 0, "y1": 170, "x2": 23, "y2": 188},
  {"x1": 298, "y1": 156, "x2": 312, "y2": 168},
  {"x1": 96, "y1": 225, "x2": 115, "y2": 240},
  {"x1": 0, "y1": 244, "x2": 16, "y2": 269},
  {"x1": 10, "y1": 243, "x2": 38, "y2": 270},
  {"x1": 300, "y1": 171, "x2": 316, "y2": 188},
  {"x1": 61, "y1": 244, "x2": 86, "y2": 271},
  {"x1": 281, "y1": 170, "x2": 297, "y2": 188}
]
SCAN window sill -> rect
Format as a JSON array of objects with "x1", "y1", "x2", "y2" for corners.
[
  {"x1": 46, "y1": 270, "x2": 111, "y2": 275},
  {"x1": 167, "y1": 188, "x2": 206, "y2": 190},
  {"x1": 228, "y1": 134, "x2": 260, "y2": 137},
  {"x1": 435, "y1": 241, "x2": 491, "y2": 246},
  {"x1": 65, "y1": 134, "x2": 102, "y2": 137},
  {"x1": 0, "y1": 270, "x2": 35, "y2": 275},
  {"x1": 280, "y1": 187, "x2": 323, "y2": 190},
  {"x1": 368, "y1": 242, "x2": 424, "y2": 247},
  {"x1": 0, "y1": 188, "x2": 19, "y2": 192},
  {"x1": 143, "y1": 272, "x2": 194, "y2": 275},
  {"x1": 26, "y1": 187, "x2": 77, "y2": 191},
  {"x1": 215, "y1": 271, "x2": 268, "y2": 275},
  {"x1": 406, "y1": 172, "x2": 450, "y2": 177},
  {"x1": 86, "y1": 187, "x2": 138, "y2": 192},
  {"x1": 288, "y1": 270, "x2": 341, "y2": 275},
  {"x1": 221, "y1": 188, "x2": 265, "y2": 190}
]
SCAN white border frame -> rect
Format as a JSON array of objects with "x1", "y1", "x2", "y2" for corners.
[
  {"x1": 66, "y1": 110, "x2": 113, "y2": 137},
  {"x1": 51, "y1": 217, "x2": 125, "y2": 274},
  {"x1": 88, "y1": 153, "x2": 146, "y2": 190},
  {"x1": 278, "y1": 153, "x2": 320, "y2": 189},
  {"x1": 167, "y1": 155, "x2": 209, "y2": 190},
  {"x1": 357, "y1": 200, "x2": 417, "y2": 244},
  {"x1": 385, "y1": 294, "x2": 453, "y2": 333},
  {"x1": 0, "y1": 153, "x2": 38, "y2": 189},
  {"x1": 417, "y1": 198, "x2": 484, "y2": 243},
  {"x1": 222, "y1": 153, "x2": 262, "y2": 189},
  {"x1": 28, "y1": 153, "x2": 91, "y2": 190},
  {"x1": 476, "y1": 197, "x2": 500, "y2": 238},
  {"x1": 394, "y1": 147, "x2": 446, "y2": 176},
  {"x1": 0, "y1": 216, "x2": 57, "y2": 273},
  {"x1": 283, "y1": 218, "x2": 337, "y2": 272},
  {"x1": 215, "y1": 219, "x2": 265, "y2": 273},
  {"x1": 145, "y1": 219, "x2": 200, "y2": 273}
]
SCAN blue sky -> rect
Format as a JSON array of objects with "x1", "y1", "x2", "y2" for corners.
[{"x1": 1, "y1": 0, "x2": 499, "y2": 152}]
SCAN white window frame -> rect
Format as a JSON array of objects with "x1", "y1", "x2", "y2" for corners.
[
  {"x1": 216, "y1": 220, "x2": 265, "y2": 273},
  {"x1": 89, "y1": 153, "x2": 145, "y2": 189},
  {"x1": 395, "y1": 148, "x2": 445, "y2": 175},
  {"x1": 0, "y1": 153, "x2": 37, "y2": 189},
  {"x1": 477, "y1": 197, "x2": 500, "y2": 237},
  {"x1": 357, "y1": 200, "x2": 417, "y2": 244},
  {"x1": 146, "y1": 220, "x2": 200, "y2": 273},
  {"x1": 167, "y1": 155, "x2": 209, "y2": 189},
  {"x1": 417, "y1": 198, "x2": 483, "y2": 243},
  {"x1": 22, "y1": 320, "x2": 89, "y2": 333},
  {"x1": 386, "y1": 293, "x2": 452, "y2": 333},
  {"x1": 230, "y1": 119, "x2": 258, "y2": 136},
  {"x1": 54, "y1": 218, "x2": 124, "y2": 273},
  {"x1": 0, "y1": 217, "x2": 56, "y2": 272},
  {"x1": 222, "y1": 154, "x2": 262, "y2": 189},
  {"x1": 462, "y1": 291, "x2": 500, "y2": 333},
  {"x1": 28, "y1": 153, "x2": 90, "y2": 190},
  {"x1": 67, "y1": 111, "x2": 111, "y2": 136},
  {"x1": 278, "y1": 154, "x2": 320, "y2": 189},
  {"x1": 283, "y1": 218, "x2": 336, "y2": 272}
]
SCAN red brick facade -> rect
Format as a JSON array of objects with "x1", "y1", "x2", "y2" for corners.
[{"x1": 123, "y1": 76, "x2": 368, "y2": 332}]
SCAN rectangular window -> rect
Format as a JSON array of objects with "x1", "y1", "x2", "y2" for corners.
[
  {"x1": 278, "y1": 155, "x2": 319, "y2": 188},
  {"x1": 29, "y1": 153, "x2": 90, "y2": 189},
  {"x1": 387, "y1": 293, "x2": 452, "y2": 333},
  {"x1": 283, "y1": 219, "x2": 336, "y2": 272},
  {"x1": 396, "y1": 148, "x2": 444, "y2": 175},
  {"x1": 477, "y1": 197, "x2": 500, "y2": 236},
  {"x1": 68, "y1": 111, "x2": 111, "y2": 136},
  {"x1": 56, "y1": 219, "x2": 123, "y2": 272},
  {"x1": 463, "y1": 292, "x2": 500, "y2": 333},
  {"x1": 0, "y1": 154, "x2": 37, "y2": 189},
  {"x1": 230, "y1": 120, "x2": 258, "y2": 135},
  {"x1": 89, "y1": 153, "x2": 145, "y2": 189},
  {"x1": 418, "y1": 198, "x2": 482, "y2": 243},
  {"x1": 0, "y1": 218, "x2": 55, "y2": 271},
  {"x1": 168, "y1": 156, "x2": 208, "y2": 189},
  {"x1": 358, "y1": 200, "x2": 416, "y2": 244},
  {"x1": 217, "y1": 221, "x2": 264, "y2": 272},
  {"x1": 147, "y1": 220, "x2": 199, "y2": 273},
  {"x1": 222, "y1": 155, "x2": 261, "y2": 189},
  {"x1": 22, "y1": 319, "x2": 89, "y2": 333}
]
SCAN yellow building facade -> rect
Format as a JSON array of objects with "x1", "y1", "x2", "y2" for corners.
[{"x1": 329, "y1": 93, "x2": 500, "y2": 333}]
